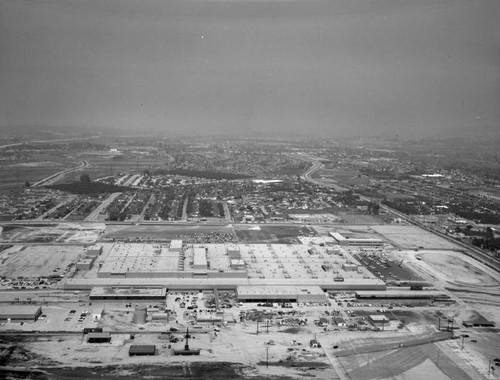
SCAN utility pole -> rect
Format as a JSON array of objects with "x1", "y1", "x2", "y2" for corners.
[
  {"x1": 265, "y1": 345, "x2": 270, "y2": 368},
  {"x1": 256, "y1": 319, "x2": 259, "y2": 335}
]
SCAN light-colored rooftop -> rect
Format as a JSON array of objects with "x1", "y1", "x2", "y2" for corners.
[
  {"x1": 193, "y1": 247, "x2": 207, "y2": 269},
  {"x1": 90, "y1": 287, "x2": 166, "y2": 297},
  {"x1": 170, "y1": 240, "x2": 183, "y2": 250},
  {"x1": 0, "y1": 305, "x2": 42, "y2": 316},
  {"x1": 237, "y1": 285, "x2": 325, "y2": 296},
  {"x1": 99, "y1": 244, "x2": 179, "y2": 275}
]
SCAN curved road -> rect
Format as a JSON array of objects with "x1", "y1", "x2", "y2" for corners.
[{"x1": 32, "y1": 160, "x2": 88, "y2": 187}]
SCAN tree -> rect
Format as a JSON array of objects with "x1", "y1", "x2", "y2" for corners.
[
  {"x1": 80, "y1": 173, "x2": 91, "y2": 184},
  {"x1": 485, "y1": 227, "x2": 494, "y2": 240}
]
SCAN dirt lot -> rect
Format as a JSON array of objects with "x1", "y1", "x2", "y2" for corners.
[
  {"x1": 370, "y1": 225, "x2": 460, "y2": 249},
  {"x1": 0, "y1": 223, "x2": 105, "y2": 244},
  {"x1": 0, "y1": 245, "x2": 84, "y2": 278},
  {"x1": 417, "y1": 250, "x2": 500, "y2": 286}
]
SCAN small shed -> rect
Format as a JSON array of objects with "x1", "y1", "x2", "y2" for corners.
[
  {"x1": 369, "y1": 315, "x2": 389, "y2": 327},
  {"x1": 90, "y1": 307, "x2": 104, "y2": 321},
  {"x1": 129, "y1": 345, "x2": 156, "y2": 356},
  {"x1": 332, "y1": 317, "x2": 346, "y2": 327}
]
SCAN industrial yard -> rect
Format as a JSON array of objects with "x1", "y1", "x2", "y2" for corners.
[{"x1": 1, "y1": 220, "x2": 499, "y2": 380}]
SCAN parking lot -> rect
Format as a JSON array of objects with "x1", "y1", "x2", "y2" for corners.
[{"x1": 354, "y1": 251, "x2": 423, "y2": 284}]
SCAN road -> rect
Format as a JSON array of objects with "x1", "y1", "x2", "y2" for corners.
[
  {"x1": 223, "y1": 202, "x2": 232, "y2": 222},
  {"x1": 181, "y1": 196, "x2": 189, "y2": 221},
  {"x1": 301, "y1": 158, "x2": 347, "y2": 192},
  {"x1": 36, "y1": 195, "x2": 76, "y2": 221},
  {"x1": 84, "y1": 192, "x2": 122, "y2": 222},
  {"x1": 32, "y1": 160, "x2": 88, "y2": 187}
]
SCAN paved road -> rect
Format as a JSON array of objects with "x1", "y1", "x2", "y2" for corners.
[
  {"x1": 301, "y1": 158, "x2": 347, "y2": 192},
  {"x1": 36, "y1": 195, "x2": 76, "y2": 221},
  {"x1": 84, "y1": 192, "x2": 122, "y2": 222},
  {"x1": 32, "y1": 160, "x2": 88, "y2": 187},
  {"x1": 223, "y1": 202, "x2": 232, "y2": 222}
]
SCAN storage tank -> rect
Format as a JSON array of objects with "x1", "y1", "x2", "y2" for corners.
[{"x1": 133, "y1": 306, "x2": 147, "y2": 324}]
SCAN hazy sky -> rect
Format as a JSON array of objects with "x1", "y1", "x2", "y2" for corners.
[{"x1": 1, "y1": 0, "x2": 499, "y2": 138}]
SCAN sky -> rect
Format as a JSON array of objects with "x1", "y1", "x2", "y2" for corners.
[{"x1": 1, "y1": 0, "x2": 499, "y2": 139}]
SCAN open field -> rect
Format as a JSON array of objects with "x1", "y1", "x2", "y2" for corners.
[
  {"x1": 0, "y1": 151, "x2": 163, "y2": 194},
  {"x1": 313, "y1": 168, "x2": 370, "y2": 186},
  {"x1": 336, "y1": 212, "x2": 384, "y2": 224},
  {"x1": 77, "y1": 154, "x2": 163, "y2": 181},
  {"x1": 0, "y1": 152, "x2": 78, "y2": 192}
]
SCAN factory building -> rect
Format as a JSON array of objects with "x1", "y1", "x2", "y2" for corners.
[
  {"x1": 170, "y1": 240, "x2": 182, "y2": 252},
  {"x1": 76, "y1": 257, "x2": 96, "y2": 270},
  {"x1": 86, "y1": 245, "x2": 103, "y2": 257},
  {"x1": 65, "y1": 243, "x2": 386, "y2": 291},
  {"x1": 129, "y1": 345, "x2": 156, "y2": 356},
  {"x1": 230, "y1": 259, "x2": 246, "y2": 270},
  {"x1": 329, "y1": 232, "x2": 384, "y2": 247},
  {"x1": 369, "y1": 315, "x2": 390, "y2": 326},
  {"x1": 227, "y1": 245, "x2": 241, "y2": 260},
  {"x1": 355, "y1": 290, "x2": 443, "y2": 299},
  {"x1": 237, "y1": 286, "x2": 327, "y2": 303},
  {"x1": 193, "y1": 247, "x2": 208, "y2": 271},
  {"x1": 89, "y1": 287, "x2": 166, "y2": 301},
  {"x1": 0, "y1": 305, "x2": 42, "y2": 322},
  {"x1": 87, "y1": 332, "x2": 111, "y2": 343}
]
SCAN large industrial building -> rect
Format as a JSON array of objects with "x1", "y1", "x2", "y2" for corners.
[
  {"x1": 89, "y1": 287, "x2": 167, "y2": 301},
  {"x1": 236, "y1": 285, "x2": 327, "y2": 303},
  {"x1": 65, "y1": 242, "x2": 387, "y2": 297},
  {"x1": 0, "y1": 305, "x2": 43, "y2": 322},
  {"x1": 329, "y1": 232, "x2": 384, "y2": 247}
]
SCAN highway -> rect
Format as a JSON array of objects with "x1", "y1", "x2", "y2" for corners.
[
  {"x1": 32, "y1": 160, "x2": 88, "y2": 187},
  {"x1": 301, "y1": 158, "x2": 347, "y2": 192}
]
